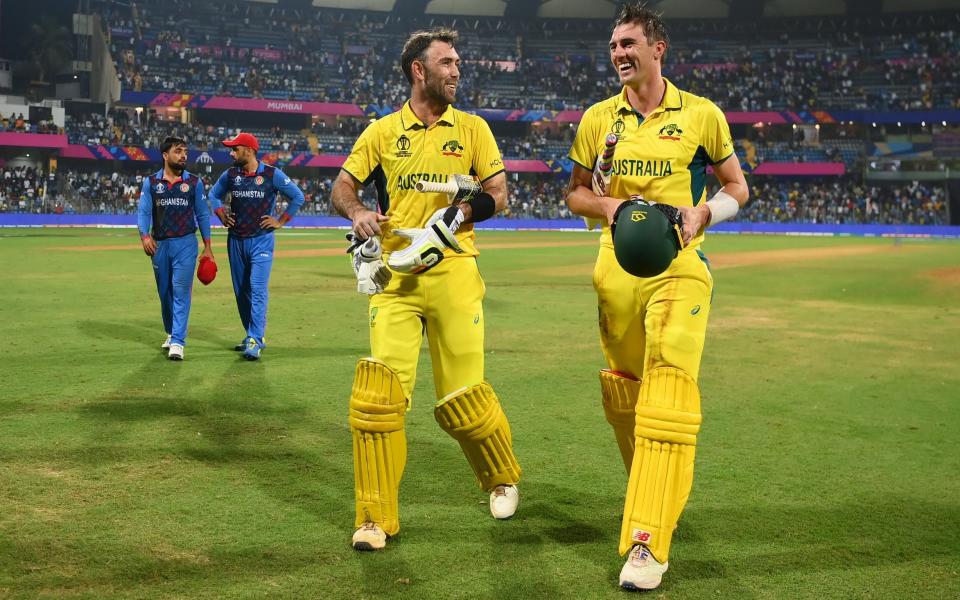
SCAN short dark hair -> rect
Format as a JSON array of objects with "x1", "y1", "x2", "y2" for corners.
[
  {"x1": 614, "y1": 3, "x2": 669, "y2": 57},
  {"x1": 400, "y1": 28, "x2": 459, "y2": 85},
  {"x1": 160, "y1": 136, "x2": 187, "y2": 155}
]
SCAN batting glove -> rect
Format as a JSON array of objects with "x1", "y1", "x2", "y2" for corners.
[
  {"x1": 349, "y1": 234, "x2": 391, "y2": 295},
  {"x1": 387, "y1": 212, "x2": 463, "y2": 274}
]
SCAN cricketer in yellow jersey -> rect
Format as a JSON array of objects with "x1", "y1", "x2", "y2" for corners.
[
  {"x1": 566, "y1": 3, "x2": 749, "y2": 592},
  {"x1": 331, "y1": 27, "x2": 522, "y2": 552}
]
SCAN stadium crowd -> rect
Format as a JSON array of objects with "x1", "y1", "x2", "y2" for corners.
[
  {"x1": 733, "y1": 178, "x2": 949, "y2": 225},
  {"x1": 0, "y1": 166, "x2": 48, "y2": 212},
  {"x1": 0, "y1": 113, "x2": 60, "y2": 134},
  {"x1": 0, "y1": 166, "x2": 948, "y2": 226},
  {"x1": 65, "y1": 110, "x2": 310, "y2": 152},
  {"x1": 99, "y1": 1, "x2": 960, "y2": 112}
]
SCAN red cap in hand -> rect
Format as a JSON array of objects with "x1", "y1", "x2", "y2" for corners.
[{"x1": 197, "y1": 256, "x2": 217, "y2": 285}]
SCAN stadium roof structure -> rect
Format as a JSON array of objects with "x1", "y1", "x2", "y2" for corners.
[{"x1": 292, "y1": 0, "x2": 960, "y2": 19}]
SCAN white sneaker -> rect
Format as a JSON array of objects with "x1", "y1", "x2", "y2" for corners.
[
  {"x1": 168, "y1": 344, "x2": 184, "y2": 361},
  {"x1": 352, "y1": 522, "x2": 386, "y2": 551},
  {"x1": 489, "y1": 484, "x2": 519, "y2": 519},
  {"x1": 619, "y1": 544, "x2": 668, "y2": 591},
  {"x1": 161, "y1": 335, "x2": 172, "y2": 350}
]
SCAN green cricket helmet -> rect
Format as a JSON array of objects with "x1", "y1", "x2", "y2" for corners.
[{"x1": 611, "y1": 199, "x2": 684, "y2": 278}]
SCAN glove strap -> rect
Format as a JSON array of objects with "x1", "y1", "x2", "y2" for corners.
[
  {"x1": 440, "y1": 205, "x2": 466, "y2": 231},
  {"x1": 431, "y1": 221, "x2": 463, "y2": 252}
]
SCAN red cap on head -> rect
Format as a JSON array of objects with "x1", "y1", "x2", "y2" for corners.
[
  {"x1": 197, "y1": 256, "x2": 217, "y2": 285},
  {"x1": 222, "y1": 132, "x2": 259, "y2": 152}
]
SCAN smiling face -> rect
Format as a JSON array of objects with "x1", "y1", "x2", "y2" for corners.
[
  {"x1": 416, "y1": 40, "x2": 461, "y2": 106},
  {"x1": 609, "y1": 21, "x2": 666, "y2": 87}
]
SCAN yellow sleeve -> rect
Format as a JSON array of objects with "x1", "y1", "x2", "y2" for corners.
[
  {"x1": 472, "y1": 118, "x2": 505, "y2": 182},
  {"x1": 700, "y1": 101, "x2": 735, "y2": 165},
  {"x1": 568, "y1": 107, "x2": 601, "y2": 171},
  {"x1": 342, "y1": 120, "x2": 381, "y2": 184}
]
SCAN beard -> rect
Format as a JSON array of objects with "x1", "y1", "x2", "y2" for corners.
[
  {"x1": 168, "y1": 160, "x2": 186, "y2": 174},
  {"x1": 424, "y1": 70, "x2": 456, "y2": 106},
  {"x1": 232, "y1": 158, "x2": 245, "y2": 168}
]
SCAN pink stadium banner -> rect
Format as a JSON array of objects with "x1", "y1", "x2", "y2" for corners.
[
  {"x1": 751, "y1": 162, "x2": 846, "y2": 175},
  {"x1": 302, "y1": 155, "x2": 553, "y2": 173},
  {"x1": 304, "y1": 155, "x2": 348, "y2": 168},
  {"x1": 201, "y1": 97, "x2": 365, "y2": 116},
  {"x1": 503, "y1": 159, "x2": 552, "y2": 173},
  {"x1": 725, "y1": 112, "x2": 789, "y2": 124},
  {"x1": 554, "y1": 111, "x2": 584, "y2": 123},
  {"x1": 0, "y1": 133, "x2": 68, "y2": 148},
  {"x1": 60, "y1": 145, "x2": 100, "y2": 159},
  {"x1": 549, "y1": 110, "x2": 789, "y2": 124}
]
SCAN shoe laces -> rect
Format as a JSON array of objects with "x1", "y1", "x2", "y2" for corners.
[
  {"x1": 492, "y1": 485, "x2": 509, "y2": 498},
  {"x1": 360, "y1": 522, "x2": 380, "y2": 532}
]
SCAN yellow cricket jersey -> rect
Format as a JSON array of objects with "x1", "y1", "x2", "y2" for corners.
[
  {"x1": 342, "y1": 100, "x2": 505, "y2": 256},
  {"x1": 569, "y1": 78, "x2": 734, "y2": 249}
]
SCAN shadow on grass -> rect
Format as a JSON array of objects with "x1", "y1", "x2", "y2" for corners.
[{"x1": 77, "y1": 318, "x2": 161, "y2": 349}]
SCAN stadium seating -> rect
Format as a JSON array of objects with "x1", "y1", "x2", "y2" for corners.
[{"x1": 100, "y1": 1, "x2": 960, "y2": 111}]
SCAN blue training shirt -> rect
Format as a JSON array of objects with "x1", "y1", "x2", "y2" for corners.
[
  {"x1": 137, "y1": 169, "x2": 211, "y2": 241},
  {"x1": 208, "y1": 162, "x2": 305, "y2": 238}
]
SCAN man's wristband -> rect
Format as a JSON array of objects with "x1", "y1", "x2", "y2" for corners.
[
  {"x1": 465, "y1": 192, "x2": 496, "y2": 223},
  {"x1": 706, "y1": 190, "x2": 739, "y2": 226}
]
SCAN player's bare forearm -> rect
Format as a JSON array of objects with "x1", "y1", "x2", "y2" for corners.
[
  {"x1": 331, "y1": 171, "x2": 366, "y2": 220},
  {"x1": 678, "y1": 154, "x2": 750, "y2": 241},
  {"x1": 481, "y1": 172, "x2": 508, "y2": 213},
  {"x1": 566, "y1": 165, "x2": 621, "y2": 222},
  {"x1": 713, "y1": 153, "x2": 750, "y2": 207},
  {"x1": 332, "y1": 170, "x2": 388, "y2": 239}
]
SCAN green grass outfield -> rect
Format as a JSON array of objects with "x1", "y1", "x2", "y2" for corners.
[{"x1": 1, "y1": 228, "x2": 958, "y2": 599}]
